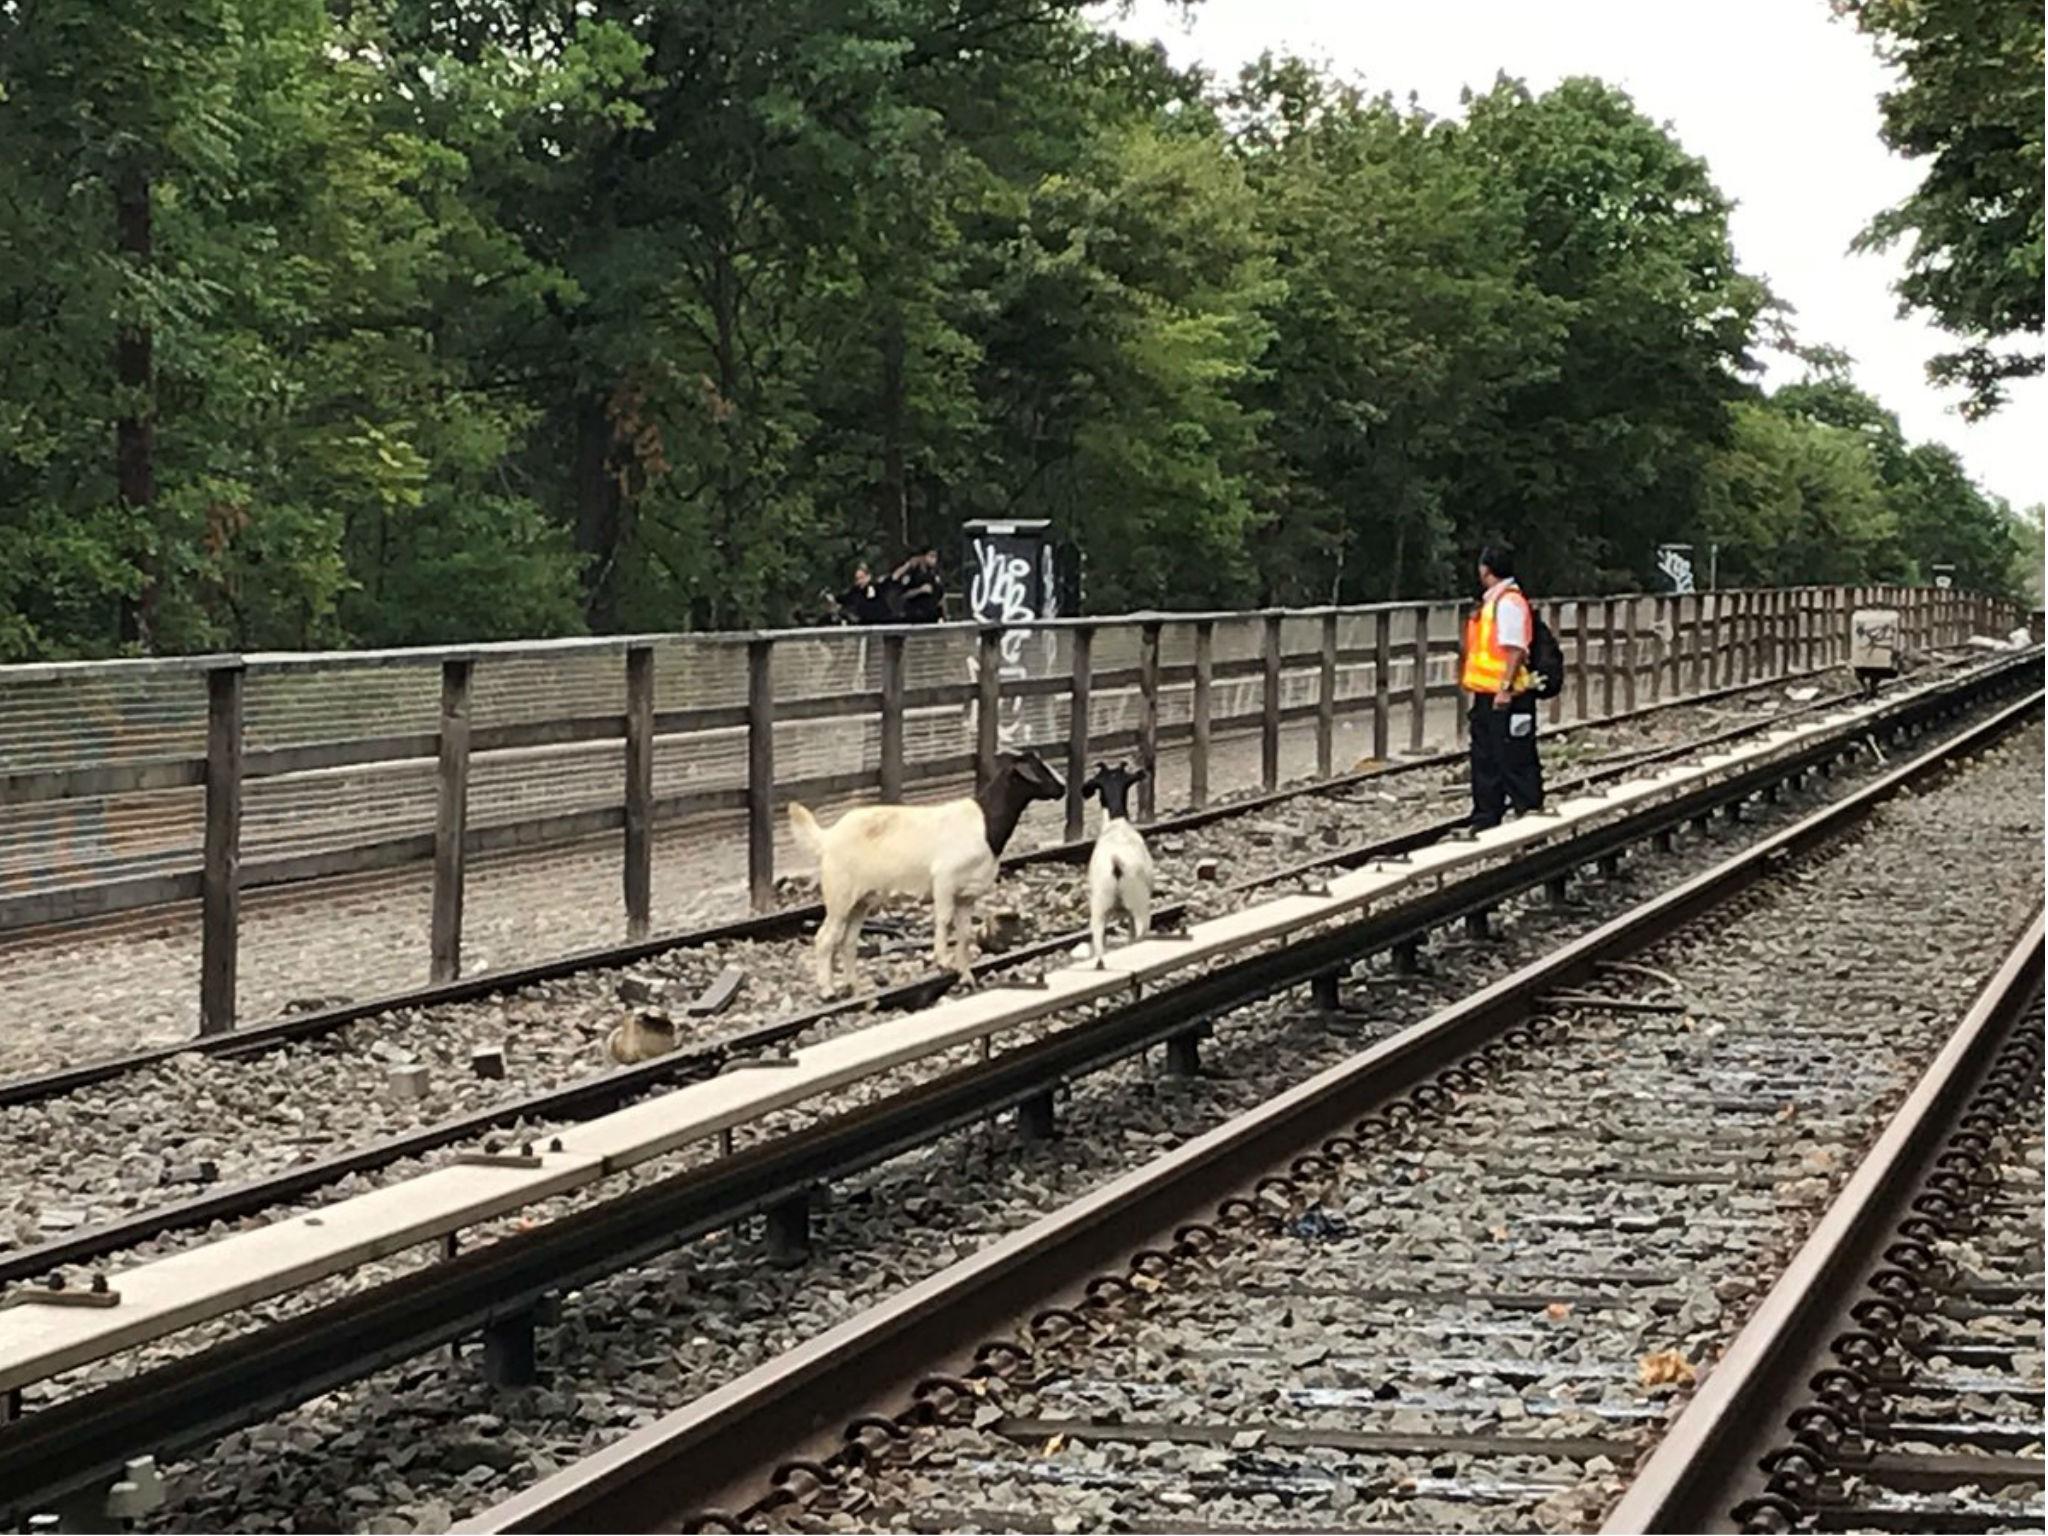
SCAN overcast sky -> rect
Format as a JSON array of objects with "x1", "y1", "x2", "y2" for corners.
[{"x1": 1106, "y1": 0, "x2": 2043, "y2": 513}]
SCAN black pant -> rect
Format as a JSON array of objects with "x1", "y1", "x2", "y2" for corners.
[{"x1": 1469, "y1": 695, "x2": 1544, "y2": 828}]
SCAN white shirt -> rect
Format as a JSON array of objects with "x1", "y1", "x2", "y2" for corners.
[{"x1": 1484, "y1": 577, "x2": 1530, "y2": 649}]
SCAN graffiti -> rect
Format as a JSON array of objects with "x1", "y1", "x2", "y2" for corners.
[
  {"x1": 1654, "y1": 545, "x2": 1696, "y2": 594},
  {"x1": 966, "y1": 534, "x2": 1056, "y2": 749},
  {"x1": 970, "y1": 539, "x2": 1035, "y2": 629}
]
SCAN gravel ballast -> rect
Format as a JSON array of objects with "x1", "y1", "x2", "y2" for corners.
[{"x1": 80, "y1": 705, "x2": 2039, "y2": 1532}]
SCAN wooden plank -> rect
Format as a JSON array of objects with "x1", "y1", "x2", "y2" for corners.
[
  {"x1": 1316, "y1": 611, "x2": 1338, "y2": 778},
  {"x1": 623, "y1": 646, "x2": 654, "y2": 942},
  {"x1": 1261, "y1": 611, "x2": 1283, "y2": 791},
  {"x1": 747, "y1": 639, "x2": 775, "y2": 914},
  {"x1": 1191, "y1": 620, "x2": 1213, "y2": 809},
  {"x1": 879, "y1": 633, "x2": 906, "y2": 802},
  {"x1": 199, "y1": 666, "x2": 245, "y2": 1036},
  {"x1": 0, "y1": 756, "x2": 207, "y2": 806},
  {"x1": 1409, "y1": 604, "x2": 1430, "y2": 752},
  {"x1": 649, "y1": 704, "x2": 751, "y2": 736},
  {"x1": 1138, "y1": 620, "x2": 1161, "y2": 820},
  {"x1": 1371, "y1": 609, "x2": 1392, "y2": 761},
  {"x1": 429, "y1": 657, "x2": 473, "y2": 984},
  {"x1": 776, "y1": 692, "x2": 884, "y2": 725},
  {"x1": 1065, "y1": 625, "x2": 1093, "y2": 841},
  {"x1": 976, "y1": 626, "x2": 1001, "y2": 791}
]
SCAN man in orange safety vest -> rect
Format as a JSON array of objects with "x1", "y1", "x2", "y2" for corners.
[{"x1": 1463, "y1": 544, "x2": 1544, "y2": 829}]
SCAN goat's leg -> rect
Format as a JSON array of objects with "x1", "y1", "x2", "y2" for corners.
[
  {"x1": 813, "y1": 914, "x2": 842, "y2": 994},
  {"x1": 836, "y1": 896, "x2": 869, "y2": 981},
  {"x1": 1128, "y1": 880, "x2": 1152, "y2": 942},
  {"x1": 931, "y1": 879, "x2": 957, "y2": 972},
  {"x1": 1090, "y1": 881, "x2": 1109, "y2": 967},
  {"x1": 952, "y1": 896, "x2": 978, "y2": 985}
]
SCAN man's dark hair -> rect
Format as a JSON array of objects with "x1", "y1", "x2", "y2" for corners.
[{"x1": 1479, "y1": 544, "x2": 1516, "y2": 580}]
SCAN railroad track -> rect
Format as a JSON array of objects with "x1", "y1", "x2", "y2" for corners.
[
  {"x1": 448, "y1": 691, "x2": 2042, "y2": 1536},
  {"x1": 1611, "y1": 914, "x2": 2043, "y2": 1535},
  {"x1": 2, "y1": 661, "x2": 1992, "y2": 1294},
  {"x1": 0, "y1": 659, "x2": 2034, "y2": 1533}
]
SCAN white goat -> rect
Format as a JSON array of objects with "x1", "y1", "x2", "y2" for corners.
[
  {"x1": 789, "y1": 750, "x2": 1065, "y2": 994},
  {"x1": 1083, "y1": 763, "x2": 1154, "y2": 963}
]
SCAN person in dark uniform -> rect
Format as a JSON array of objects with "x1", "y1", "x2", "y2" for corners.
[
  {"x1": 837, "y1": 563, "x2": 891, "y2": 625},
  {"x1": 1464, "y1": 544, "x2": 1545, "y2": 829},
  {"x1": 891, "y1": 548, "x2": 945, "y2": 623}
]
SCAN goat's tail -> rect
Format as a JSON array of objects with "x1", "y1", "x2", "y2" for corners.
[{"x1": 788, "y1": 802, "x2": 824, "y2": 860}]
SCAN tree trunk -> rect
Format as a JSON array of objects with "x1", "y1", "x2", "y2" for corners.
[
  {"x1": 879, "y1": 309, "x2": 909, "y2": 550},
  {"x1": 574, "y1": 393, "x2": 622, "y2": 630},
  {"x1": 115, "y1": 160, "x2": 156, "y2": 649}
]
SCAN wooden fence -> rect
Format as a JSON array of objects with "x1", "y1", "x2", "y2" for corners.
[{"x1": 0, "y1": 582, "x2": 2019, "y2": 1034}]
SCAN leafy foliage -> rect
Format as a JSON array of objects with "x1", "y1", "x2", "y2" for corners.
[
  {"x1": 1835, "y1": 0, "x2": 2045, "y2": 417},
  {"x1": 0, "y1": 3, "x2": 2033, "y2": 661}
]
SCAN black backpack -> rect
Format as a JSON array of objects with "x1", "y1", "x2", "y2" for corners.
[{"x1": 1526, "y1": 611, "x2": 1565, "y2": 700}]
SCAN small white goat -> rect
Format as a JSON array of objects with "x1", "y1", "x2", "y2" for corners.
[
  {"x1": 1083, "y1": 762, "x2": 1153, "y2": 964},
  {"x1": 789, "y1": 750, "x2": 1065, "y2": 994}
]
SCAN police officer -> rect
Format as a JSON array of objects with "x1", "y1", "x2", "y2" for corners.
[{"x1": 1464, "y1": 544, "x2": 1545, "y2": 828}]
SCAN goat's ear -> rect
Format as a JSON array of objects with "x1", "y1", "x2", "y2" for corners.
[
  {"x1": 1081, "y1": 775, "x2": 1100, "y2": 799},
  {"x1": 1131, "y1": 766, "x2": 1150, "y2": 786}
]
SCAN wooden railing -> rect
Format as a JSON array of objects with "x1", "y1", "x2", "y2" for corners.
[{"x1": 0, "y1": 582, "x2": 2017, "y2": 1034}]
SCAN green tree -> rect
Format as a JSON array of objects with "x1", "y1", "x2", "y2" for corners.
[
  {"x1": 1226, "y1": 58, "x2": 1567, "y2": 603},
  {"x1": 1700, "y1": 399, "x2": 1896, "y2": 586},
  {"x1": 1454, "y1": 76, "x2": 1772, "y2": 594},
  {"x1": 1836, "y1": 0, "x2": 2045, "y2": 417}
]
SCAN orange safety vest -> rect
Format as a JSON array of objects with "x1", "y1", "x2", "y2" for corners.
[{"x1": 1463, "y1": 586, "x2": 1535, "y2": 694}]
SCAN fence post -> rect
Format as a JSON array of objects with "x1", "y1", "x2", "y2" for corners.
[
  {"x1": 1621, "y1": 596, "x2": 1640, "y2": 713},
  {"x1": 1646, "y1": 593, "x2": 1662, "y2": 704},
  {"x1": 1139, "y1": 620, "x2": 1161, "y2": 820},
  {"x1": 1547, "y1": 603, "x2": 1565, "y2": 726},
  {"x1": 747, "y1": 638, "x2": 775, "y2": 914},
  {"x1": 1600, "y1": 598, "x2": 1618, "y2": 716},
  {"x1": 1261, "y1": 611, "x2": 1283, "y2": 791},
  {"x1": 430, "y1": 656, "x2": 473, "y2": 983},
  {"x1": 1454, "y1": 602, "x2": 1470, "y2": 750},
  {"x1": 879, "y1": 632, "x2": 906, "y2": 802},
  {"x1": 1371, "y1": 609, "x2": 1392, "y2": 761},
  {"x1": 1180, "y1": 621, "x2": 1210, "y2": 811},
  {"x1": 1409, "y1": 604, "x2": 1430, "y2": 752},
  {"x1": 1574, "y1": 602, "x2": 1590, "y2": 720},
  {"x1": 200, "y1": 661, "x2": 245, "y2": 1035},
  {"x1": 976, "y1": 626, "x2": 1002, "y2": 791},
  {"x1": 1315, "y1": 611, "x2": 1338, "y2": 778},
  {"x1": 623, "y1": 645, "x2": 654, "y2": 942},
  {"x1": 1688, "y1": 596, "x2": 1704, "y2": 694},
  {"x1": 1063, "y1": 625, "x2": 1095, "y2": 840}
]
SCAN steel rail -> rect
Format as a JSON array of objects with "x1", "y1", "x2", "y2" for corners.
[
  {"x1": 0, "y1": 657, "x2": 1881, "y2": 1114},
  {"x1": 2, "y1": 685, "x2": 2026, "y2": 1522},
  {"x1": 450, "y1": 688, "x2": 2044, "y2": 1535},
  {"x1": 1600, "y1": 909, "x2": 2045, "y2": 1535},
  {"x1": 3, "y1": 678, "x2": 2021, "y2": 1528},
  {"x1": 4, "y1": 659, "x2": 2000, "y2": 1292}
]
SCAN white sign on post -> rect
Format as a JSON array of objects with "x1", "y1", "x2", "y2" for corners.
[
  {"x1": 1849, "y1": 607, "x2": 1900, "y2": 673},
  {"x1": 963, "y1": 519, "x2": 1058, "y2": 750}
]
